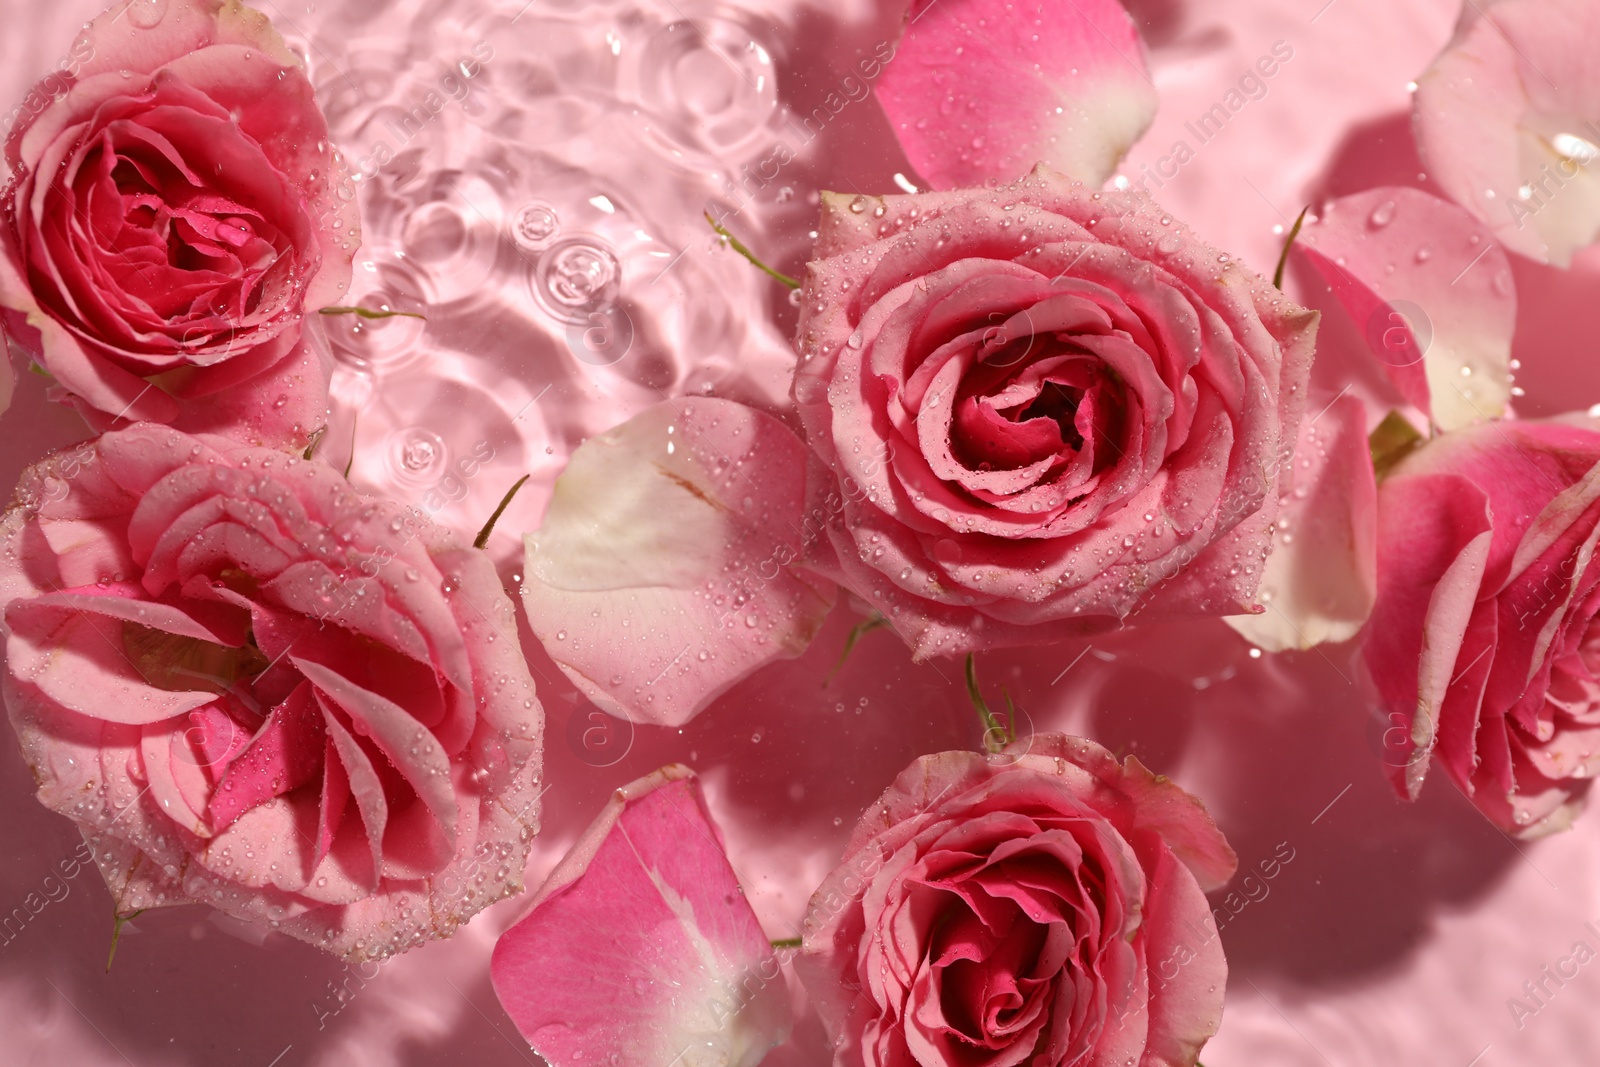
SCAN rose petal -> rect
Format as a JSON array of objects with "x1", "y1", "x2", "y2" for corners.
[
  {"x1": 1413, "y1": 0, "x2": 1600, "y2": 267},
  {"x1": 4, "y1": 598, "x2": 217, "y2": 725},
  {"x1": 522, "y1": 398, "x2": 836, "y2": 727},
  {"x1": 1364, "y1": 471, "x2": 1496, "y2": 799},
  {"x1": 171, "y1": 331, "x2": 331, "y2": 451},
  {"x1": 876, "y1": 0, "x2": 1157, "y2": 189},
  {"x1": 1140, "y1": 844, "x2": 1227, "y2": 1067},
  {"x1": 1226, "y1": 393, "x2": 1378, "y2": 651},
  {"x1": 1298, "y1": 186, "x2": 1516, "y2": 431},
  {"x1": 491, "y1": 765, "x2": 791, "y2": 1067},
  {"x1": 1012, "y1": 735, "x2": 1238, "y2": 892},
  {"x1": 292, "y1": 656, "x2": 457, "y2": 872},
  {"x1": 208, "y1": 681, "x2": 325, "y2": 832}
]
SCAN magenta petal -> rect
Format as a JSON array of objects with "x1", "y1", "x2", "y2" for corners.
[
  {"x1": 876, "y1": 0, "x2": 1157, "y2": 189},
  {"x1": 491, "y1": 766, "x2": 792, "y2": 1067},
  {"x1": 208, "y1": 682, "x2": 325, "y2": 832},
  {"x1": 1298, "y1": 187, "x2": 1515, "y2": 431}
]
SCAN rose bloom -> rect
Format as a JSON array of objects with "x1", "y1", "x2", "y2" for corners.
[
  {"x1": 793, "y1": 165, "x2": 1317, "y2": 657},
  {"x1": 796, "y1": 734, "x2": 1237, "y2": 1067},
  {"x1": 0, "y1": 424, "x2": 543, "y2": 960},
  {"x1": 0, "y1": 0, "x2": 357, "y2": 446},
  {"x1": 1365, "y1": 416, "x2": 1600, "y2": 838}
]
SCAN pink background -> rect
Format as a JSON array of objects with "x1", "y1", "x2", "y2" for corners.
[{"x1": 2, "y1": 0, "x2": 1599, "y2": 1065}]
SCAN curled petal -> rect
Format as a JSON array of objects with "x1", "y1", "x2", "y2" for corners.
[
  {"x1": 1298, "y1": 186, "x2": 1516, "y2": 431},
  {"x1": 1365, "y1": 471, "x2": 1495, "y2": 799}
]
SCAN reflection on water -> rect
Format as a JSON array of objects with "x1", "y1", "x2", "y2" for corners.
[{"x1": 291, "y1": 0, "x2": 822, "y2": 559}]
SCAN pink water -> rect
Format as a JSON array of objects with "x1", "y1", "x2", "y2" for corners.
[{"x1": 2, "y1": 0, "x2": 1599, "y2": 1065}]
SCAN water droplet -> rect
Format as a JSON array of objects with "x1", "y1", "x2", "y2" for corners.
[
  {"x1": 1368, "y1": 199, "x2": 1396, "y2": 228},
  {"x1": 126, "y1": 0, "x2": 168, "y2": 28}
]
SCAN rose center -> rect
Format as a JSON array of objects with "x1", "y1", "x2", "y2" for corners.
[{"x1": 1019, "y1": 380, "x2": 1086, "y2": 450}]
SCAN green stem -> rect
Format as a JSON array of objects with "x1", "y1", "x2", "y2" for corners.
[
  {"x1": 824, "y1": 613, "x2": 889, "y2": 686},
  {"x1": 475, "y1": 474, "x2": 531, "y2": 550},
  {"x1": 320, "y1": 305, "x2": 426, "y2": 321},
  {"x1": 342, "y1": 414, "x2": 359, "y2": 481},
  {"x1": 704, "y1": 212, "x2": 801, "y2": 289},
  {"x1": 302, "y1": 426, "x2": 327, "y2": 462},
  {"x1": 965, "y1": 654, "x2": 1016, "y2": 754},
  {"x1": 1272, "y1": 205, "x2": 1309, "y2": 291},
  {"x1": 106, "y1": 909, "x2": 144, "y2": 973},
  {"x1": 770, "y1": 937, "x2": 803, "y2": 950}
]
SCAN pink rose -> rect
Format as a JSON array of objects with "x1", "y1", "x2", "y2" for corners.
[
  {"x1": 793, "y1": 165, "x2": 1318, "y2": 657},
  {"x1": 0, "y1": 423, "x2": 543, "y2": 960},
  {"x1": 1365, "y1": 416, "x2": 1600, "y2": 838},
  {"x1": 0, "y1": 0, "x2": 357, "y2": 447},
  {"x1": 796, "y1": 734, "x2": 1237, "y2": 1067}
]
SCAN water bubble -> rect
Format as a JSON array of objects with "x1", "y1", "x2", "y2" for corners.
[
  {"x1": 401, "y1": 437, "x2": 438, "y2": 472},
  {"x1": 532, "y1": 236, "x2": 622, "y2": 325},
  {"x1": 512, "y1": 203, "x2": 560, "y2": 250}
]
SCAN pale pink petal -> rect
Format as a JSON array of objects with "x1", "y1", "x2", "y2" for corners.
[
  {"x1": 522, "y1": 398, "x2": 836, "y2": 727},
  {"x1": 293, "y1": 656, "x2": 457, "y2": 870},
  {"x1": 4, "y1": 599, "x2": 216, "y2": 725},
  {"x1": 876, "y1": 0, "x2": 1157, "y2": 189},
  {"x1": 318, "y1": 699, "x2": 387, "y2": 891},
  {"x1": 491, "y1": 765, "x2": 791, "y2": 1067},
  {"x1": 1226, "y1": 393, "x2": 1378, "y2": 650},
  {"x1": 81, "y1": 830, "x2": 194, "y2": 915},
  {"x1": 1414, "y1": 0, "x2": 1600, "y2": 267},
  {"x1": 1298, "y1": 187, "x2": 1516, "y2": 431},
  {"x1": 200, "y1": 791, "x2": 319, "y2": 893},
  {"x1": 139, "y1": 718, "x2": 212, "y2": 839}
]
